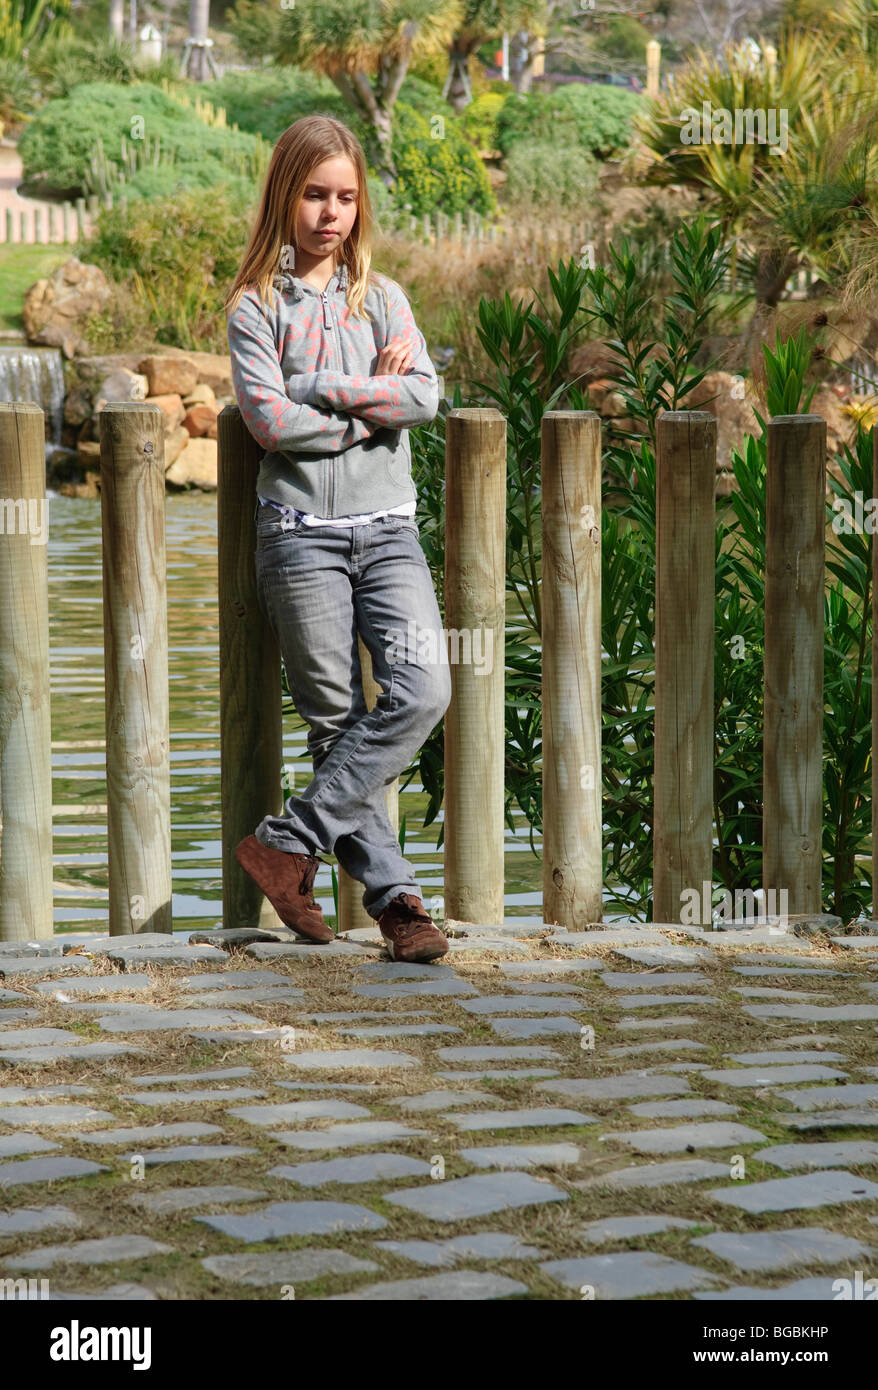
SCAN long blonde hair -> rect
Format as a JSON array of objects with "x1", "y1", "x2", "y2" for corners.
[{"x1": 225, "y1": 114, "x2": 384, "y2": 321}]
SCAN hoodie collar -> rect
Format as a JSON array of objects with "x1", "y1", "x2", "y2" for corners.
[{"x1": 272, "y1": 261, "x2": 349, "y2": 301}]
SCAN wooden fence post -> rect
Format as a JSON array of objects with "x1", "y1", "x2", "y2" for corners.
[
  {"x1": 0, "y1": 404, "x2": 54, "y2": 941},
  {"x1": 444, "y1": 409, "x2": 507, "y2": 925},
  {"x1": 873, "y1": 426, "x2": 878, "y2": 915},
  {"x1": 653, "y1": 411, "x2": 717, "y2": 924},
  {"x1": 763, "y1": 414, "x2": 826, "y2": 914},
  {"x1": 541, "y1": 410, "x2": 603, "y2": 927},
  {"x1": 337, "y1": 635, "x2": 399, "y2": 933},
  {"x1": 98, "y1": 403, "x2": 172, "y2": 934},
  {"x1": 217, "y1": 405, "x2": 285, "y2": 930}
]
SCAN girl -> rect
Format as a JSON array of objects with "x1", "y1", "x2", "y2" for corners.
[{"x1": 225, "y1": 115, "x2": 451, "y2": 964}]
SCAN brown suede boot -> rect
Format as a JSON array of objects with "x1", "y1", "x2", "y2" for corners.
[
  {"x1": 376, "y1": 893, "x2": 449, "y2": 962},
  {"x1": 235, "y1": 835, "x2": 333, "y2": 943}
]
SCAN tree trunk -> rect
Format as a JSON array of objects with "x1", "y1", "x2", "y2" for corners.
[
  {"x1": 186, "y1": 0, "x2": 211, "y2": 81},
  {"x1": 110, "y1": 0, "x2": 124, "y2": 43}
]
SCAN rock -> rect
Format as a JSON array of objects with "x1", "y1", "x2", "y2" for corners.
[
  {"x1": 138, "y1": 354, "x2": 199, "y2": 398},
  {"x1": 580, "y1": 1215, "x2": 700, "y2": 1243},
  {"x1": 681, "y1": 370, "x2": 760, "y2": 471},
  {"x1": 75, "y1": 439, "x2": 101, "y2": 467},
  {"x1": 146, "y1": 393, "x2": 184, "y2": 431},
  {"x1": 196, "y1": 1200, "x2": 388, "y2": 1240},
  {"x1": 8, "y1": 1236, "x2": 172, "y2": 1271},
  {"x1": 165, "y1": 436, "x2": 218, "y2": 490},
  {"x1": 130, "y1": 1186, "x2": 265, "y2": 1214},
  {"x1": 22, "y1": 258, "x2": 113, "y2": 358},
  {"x1": 269, "y1": 1154, "x2": 432, "y2": 1187},
  {"x1": 270, "y1": 1122, "x2": 427, "y2": 1153},
  {"x1": 607, "y1": 1121, "x2": 768, "y2": 1154},
  {"x1": 460, "y1": 1144, "x2": 581, "y2": 1169},
  {"x1": 148, "y1": 348, "x2": 233, "y2": 395},
  {"x1": 327, "y1": 1271, "x2": 527, "y2": 1301},
  {"x1": 164, "y1": 424, "x2": 190, "y2": 468},
  {"x1": 183, "y1": 383, "x2": 217, "y2": 408},
  {"x1": 182, "y1": 403, "x2": 218, "y2": 438},
  {"x1": 63, "y1": 387, "x2": 92, "y2": 426},
  {"x1": 708, "y1": 1169, "x2": 878, "y2": 1214},
  {"x1": 537, "y1": 1074, "x2": 691, "y2": 1101},
  {"x1": 541, "y1": 1251, "x2": 719, "y2": 1299},
  {"x1": 202, "y1": 1249, "x2": 377, "y2": 1285},
  {"x1": 94, "y1": 368, "x2": 148, "y2": 411},
  {"x1": 384, "y1": 1171, "x2": 568, "y2": 1222}
]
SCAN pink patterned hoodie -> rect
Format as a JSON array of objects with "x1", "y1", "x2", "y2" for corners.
[{"x1": 226, "y1": 261, "x2": 439, "y2": 518}]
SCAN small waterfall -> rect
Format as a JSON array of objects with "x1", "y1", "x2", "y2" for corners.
[{"x1": 0, "y1": 346, "x2": 66, "y2": 448}]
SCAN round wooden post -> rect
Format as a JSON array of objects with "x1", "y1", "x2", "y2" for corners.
[
  {"x1": 873, "y1": 427, "x2": 878, "y2": 914},
  {"x1": 646, "y1": 40, "x2": 661, "y2": 98},
  {"x1": 653, "y1": 411, "x2": 717, "y2": 924},
  {"x1": 337, "y1": 635, "x2": 399, "y2": 933},
  {"x1": 217, "y1": 405, "x2": 285, "y2": 930},
  {"x1": 99, "y1": 403, "x2": 172, "y2": 934},
  {"x1": 763, "y1": 414, "x2": 826, "y2": 914},
  {"x1": 0, "y1": 404, "x2": 53, "y2": 941},
  {"x1": 444, "y1": 408, "x2": 507, "y2": 924},
  {"x1": 541, "y1": 410, "x2": 603, "y2": 927}
]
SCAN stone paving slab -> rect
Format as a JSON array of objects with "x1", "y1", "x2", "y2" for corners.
[
  {"x1": 723, "y1": 1050, "x2": 847, "y2": 1064},
  {"x1": 327, "y1": 1271, "x2": 528, "y2": 1300},
  {"x1": 498, "y1": 960, "x2": 605, "y2": 976},
  {"x1": 437, "y1": 1068, "x2": 561, "y2": 1082},
  {"x1": 489, "y1": 1017, "x2": 582, "y2": 1039},
  {"x1": 608, "y1": 1039, "x2": 709, "y2": 1058},
  {"x1": 702, "y1": 1065, "x2": 848, "y2": 1087},
  {"x1": 0, "y1": 1134, "x2": 60, "y2": 1158},
  {"x1": 129, "y1": 1186, "x2": 266, "y2": 1215},
  {"x1": 627, "y1": 1099, "x2": 737, "y2": 1119},
  {"x1": 458, "y1": 995, "x2": 582, "y2": 1015},
  {"x1": 131, "y1": 1068, "x2": 255, "y2": 1086},
  {"x1": 79, "y1": 1123, "x2": 223, "y2": 1146},
  {"x1": 830, "y1": 937, "x2": 878, "y2": 951},
  {"x1": 772, "y1": 1084, "x2": 878, "y2": 1110},
  {"x1": 435, "y1": 1046, "x2": 561, "y2": 1063},
  {"x1": 0, "y1": 1205, "x2": 81, "y2": 1237},
  {"x1": 0, "y1": 1104, "x2": 116, "y2": 1127},
  {"x1": 281, "y1": 1050, "x2": 420, "y2": 1070},
  {"x1": 708, "y1": 1169, "x2": 878, "y2": 1213},
  {"x1": 388, "y1": 1090, "x2": 491, "y2": 1113},
  {"x1": 0, "y1": 1027, "x2": 88, "y2": 1047},
  {"x1": 269, "y1": 1122, "x2": 428, "y2": 1152},
  {"x1": 745, "y1": 1004, "x2": 878, "y2": 1022},
  {"x1": 612, "y1": 994, "x2": 718, "y2": 1009},
  {"x1": 178, "y1": 971, "x2": 296, "y2": 991},
  {"x1": 690, "y1": 1227, "x2": 873, "y2": 1272},
  {"x1": 6, "y1": 1235, "x2": 172, "y2": 1271},
  {"x1": 228, "y1": 1100, "x2": 370, "y2": 1125},
  {"x1": 444, "y1": 1107, "x2": 594, "y2": 1132},
  {"x1": 612, "y1": 947, "x2": 713, "y2": 966},
  {"x1": 245, "y1": 941, "x2": 380, "y2": 961},
  {"x1": 540, "y1": 1252, "x2": 720, "y2": 1299},
  {"x1": 459, "y1": 1144, "x2": 581, "y2": 1170},
  {"x1": 777, "y1": 1109, "x2": 878, "y2": 1130},
  {"x1": 336, "y1": 1024, "x2": 462, "y2": 1038},
  {"x1": 269, "y1": 1154, "x2": 433, "y2": 1187},
  {"x1": 353, "y1": 980, "x2": 479, "y2": 999},
  {"x1": 30, "y1": 975, "x2": 153, "y2": 996},
  {"x1": 537, "y1": 1074, "x2": 691, "y2": 1101},
  {"x1": 377, "y1": 1232, "x2": 545, "y2": 1264},
  {"x1": 579, "y1": 1215, "x2": 702, "y2": 1242},
  {"x1": 141, "y1": 1145, "x2": 258, "y2": 1165},
  {"x1": 600, "y1": 972, "x2": 707, "y2": 990},
  {"x1": 693, "y1": 1276, "x2": 851, "y2": 1300},
  {"x1": 105, "y1": 948, "x2": 228, "y2": 968},
  {"x1": 203, "y1": 1249, "x2": 379, "y2": 1285},
  {"x1": 607, "y1": 1122, "x2": 768, "y2": 1154},
  {"x1": 0, "y1": 958, "x2": 96, "y2": 976},
  {"x1": 0, "y1": 1157, "x2": 107, "y2": 1187},
  {"x1": 383, "y1": 1171, "x2": 568, "y2": 1222},
  {"x1": 95, "y1": 1009, "x2": 267, "y2": 1033},
  {"x1": 184, "y1": 988, "x2": 307, "y2": 1007},
  {"x1": 48, "y1": 1283, "x2": 159, "y2": 1301},
  {"x1": 197, "y1": 1200, "x2": 389, "y2": 1239},
  {"x1": 124, "y1": 1088, "x2": 264, "y2": 1107},
  {"x1": 578, "y1": 1159, "x2": 732, "y2": 1190},
  {"x1": 752, "y1": 1141, "x2": 878, "y2": 1170},
  {"x1": 616, "y1": 1016, "x2": 701, "y2": 1031}
]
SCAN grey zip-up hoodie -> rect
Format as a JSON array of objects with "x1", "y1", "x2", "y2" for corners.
[{"x1": 226, "y1": 262, "x2": 439, "y2": 517}]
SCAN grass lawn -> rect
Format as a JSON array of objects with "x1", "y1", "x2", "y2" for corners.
[{"x1": 0, "y1": 242, "x2": 77, "y2": 331}]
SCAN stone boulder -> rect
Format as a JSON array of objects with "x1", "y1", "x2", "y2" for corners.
[
  {"x1": 182, "y1": 403, "x2": 219, "y2": 438},
  {"x1": 164, "y1": 424, "x2": 191, "y2": 468},
  {"x1": 147, "y1": 393, "x2": 185, "y2": 431},
  {"x1": 165, "y1": 436, "x2": 218, "y2": 490},
  {"x1": 22, "y1": 258, "x2": 113, "y2": 358},
  {"x1": 139, "y1": 354, "x2": 199, "y2": 398},
  {"x1": 94, "y1": 368, "x2": 149, "y2": 413},
  {"x1": 680, "y1": 371, "x2": 761, "y2": 472}
]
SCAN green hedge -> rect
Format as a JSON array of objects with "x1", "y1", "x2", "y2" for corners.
[
  {"x1": 18, "y1": 80, "x2": 266, "y2": 196},
  {"x1": 496, "y1": 83, "x2": 643, "y2": 160},
  {"x1": 503, "y1": 138, "x2": 600, "y2": 211}
]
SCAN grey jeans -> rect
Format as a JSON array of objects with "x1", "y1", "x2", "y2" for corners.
[{"x1": 252, "y1": 501, "x2": 452, "y2": 919}]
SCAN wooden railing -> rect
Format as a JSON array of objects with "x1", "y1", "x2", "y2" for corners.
[{"x1": 0, "y1": 399, "x2": 867, "y2": 940}]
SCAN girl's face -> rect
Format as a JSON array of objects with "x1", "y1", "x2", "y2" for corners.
[{"x1": 295, "y1": 155, "x2": 360, "y2": 257}]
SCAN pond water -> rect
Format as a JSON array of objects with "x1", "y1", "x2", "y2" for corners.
[{"x1": 46, "y1": 490, "x2": 585, "y2": 934}]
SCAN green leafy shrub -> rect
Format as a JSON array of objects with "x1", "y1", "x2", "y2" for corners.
[
  {"x1": 389, "y1": 100, "x2": 495, "y2": 218},
  {"x1": 0, "y1": 54, "x2": 38, "y2": 129},
  {"x1": 19, "y1": 80, "x2": 266, "y2": 197},
  {"x1": 200, "y1": 67, "x2": 365, "y2": 146},
  {"x1": 503, "y1": 138, "x2": 599, "y2": 212},
  {"x1": 456, "y1": 90, "x2": 506, "y2": 153},
  {"x1": 496, "y1": 84, "x2": 643, "y2": 160},
  {"x1": 82, "y1": 186, "x2": 253, "y2": 352}
]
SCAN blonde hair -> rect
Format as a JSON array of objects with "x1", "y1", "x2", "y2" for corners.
[{"x1": 225, "y1": 114, "x2": 385, "y2": 321}]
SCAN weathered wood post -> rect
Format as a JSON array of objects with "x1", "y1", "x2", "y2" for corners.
[
  {"x1": 99, "y1": 403, "x2": 172, "y2": 934},
  {"x1": 337, "y1": 635, "x2": 399, "y2": 933},
  {"x1": 653, "y1": 411, "x2": 717, "y2": 924},
  {"x1": 217, "y1": 405, "x2": 286, "y2": 930},
  {"x1": 646, "y1": 40, "x2": 662, "y2": 98},
  {"x1": 444, "y1": 409, "x2": 507, "y2": 925},
  {"x1": 873, "y1": 427, "x2": 878, "y2": 915},
  {"x1": 541, "y1": 411, "x2": 603, "y2": 927},
  {"x1": 0, "y1": 403, "x2": 54, "y2": 941},
  {"x1": 763, "y1": 414, "x2": 826, "y2": 915}
]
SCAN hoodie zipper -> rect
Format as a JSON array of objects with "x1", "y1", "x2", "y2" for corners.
[{"x1": 321, "y1": 289, "x2": 335, "y2": 516}]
